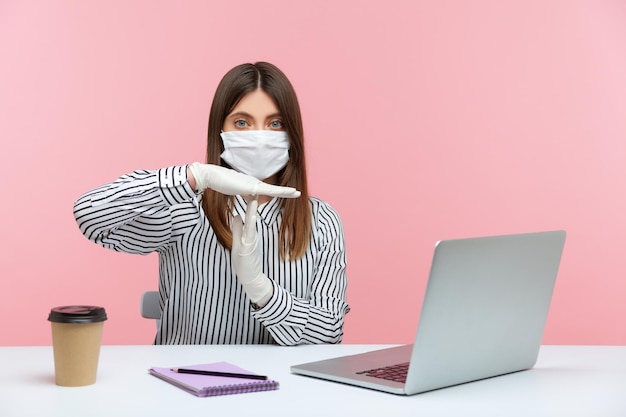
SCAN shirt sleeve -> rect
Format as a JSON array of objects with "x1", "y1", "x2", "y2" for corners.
[
  {"x1": 251, "y1": 201, "x2": 350, "y2": 345},
  {"x1": 73, "y1": 165, "x2": 197, "y2": 254}
]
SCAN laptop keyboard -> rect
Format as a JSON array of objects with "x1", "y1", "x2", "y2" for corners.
[{"x1": 356, "y1": 362, "x2": 410, "y2": 383}]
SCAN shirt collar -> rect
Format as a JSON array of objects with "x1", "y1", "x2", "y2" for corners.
[{"x1": 233, "y1": 195, "x2": 283, "y2": 226}]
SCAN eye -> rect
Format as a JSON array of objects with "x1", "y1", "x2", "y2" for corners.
[
  {"x1": 269, "y1": 120, "x2": 283, "y2": 129},
  {"x1": 234, "y1": 119, "x2": 249, "y2": 128}
]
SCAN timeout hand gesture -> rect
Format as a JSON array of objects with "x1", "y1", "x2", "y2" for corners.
[{"x1": 188, "y1": 162, "x2": 300, "y2": 198}]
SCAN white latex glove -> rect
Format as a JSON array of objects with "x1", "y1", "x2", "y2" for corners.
[
  {"x1": 230, "y1": 196, "x2": 273, "y2": 307},
  {"x1": 188, "y1": 162, "x2": 300, "y2": 198}
]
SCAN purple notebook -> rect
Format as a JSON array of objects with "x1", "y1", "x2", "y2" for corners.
[{"x1": 149, "y1": 362, "x2": 279, "y2": 397}]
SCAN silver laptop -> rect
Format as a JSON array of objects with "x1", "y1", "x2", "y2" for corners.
[{"x1": 291, "y1": 230, "x2": 566, "y2": 395}]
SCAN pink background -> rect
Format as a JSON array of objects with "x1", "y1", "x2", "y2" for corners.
[{"x1": 1, "y1": 1, "x2": 625, "y2": 346}]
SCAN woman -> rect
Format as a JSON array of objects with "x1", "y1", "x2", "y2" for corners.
[{"x1": 73, "y1": 62, "x2": 350, "y2": 345}]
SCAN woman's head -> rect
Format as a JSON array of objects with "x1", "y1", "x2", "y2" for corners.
[
  {"x1": 206, "y1": 62, "x2": 305, "y2": 189},
  {"x1": 202, "y1": 62, "x2": 311, "y2": 259}
]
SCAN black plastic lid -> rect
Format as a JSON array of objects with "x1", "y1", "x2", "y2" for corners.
[{"x1": 48, "y1": 306, "x2": 107, "y2": 323}]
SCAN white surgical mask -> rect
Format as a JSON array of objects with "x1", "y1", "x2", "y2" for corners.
[{"x1": 220, "y1": 130, "x2": 290, "y2": 180}]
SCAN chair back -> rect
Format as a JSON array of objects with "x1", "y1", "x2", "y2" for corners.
[{"x1": 140, "y1": 291, "x2": 161, "y2": 328}]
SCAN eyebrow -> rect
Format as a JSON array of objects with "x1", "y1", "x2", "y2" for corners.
[{"x1": 227, "y1": 111, "x2": 282, "y2": 120}]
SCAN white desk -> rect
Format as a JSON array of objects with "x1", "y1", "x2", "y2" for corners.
[{"x1": 0, "y1": 345, "x2": 624, "y2": 417}]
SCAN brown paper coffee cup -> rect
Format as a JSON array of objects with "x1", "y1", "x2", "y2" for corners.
[{"x1": 48, "y1": 306, "x2": 107, "y2": 387}]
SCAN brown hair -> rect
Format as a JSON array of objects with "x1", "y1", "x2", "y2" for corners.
[{"x1": 201, "y1": 62, "x2": 311, "y2": 260}]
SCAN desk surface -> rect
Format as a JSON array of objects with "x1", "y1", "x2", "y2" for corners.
[{"x1": 0, "y1": 344, "x2": 624, "y2": 417}]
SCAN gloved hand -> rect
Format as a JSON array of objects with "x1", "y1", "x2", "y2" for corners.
[
  {"x1": 230, "y1": 196, "x2": 273, "y2": 307},
  {"x1": 188, "y1": 162, "x2": 300, "y2": 198}
]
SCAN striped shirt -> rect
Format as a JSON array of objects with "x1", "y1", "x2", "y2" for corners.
[{"x1": 73, "y1": 165, "x2": 350, "y2": 345}]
